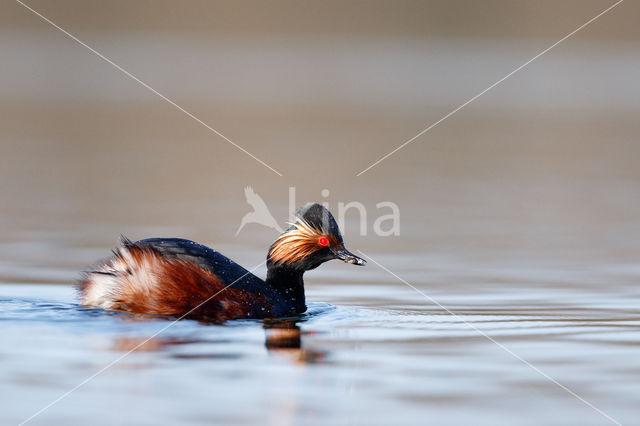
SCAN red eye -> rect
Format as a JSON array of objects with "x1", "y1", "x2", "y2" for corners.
[{"x1": 318, "y1": 236, "x2": 329, "y2": 247}]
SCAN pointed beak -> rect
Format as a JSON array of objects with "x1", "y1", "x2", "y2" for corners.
[{"x1": 332, "y1": 247, "x2": 366, "y2": 266}]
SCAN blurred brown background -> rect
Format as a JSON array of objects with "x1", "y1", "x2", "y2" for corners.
[{"x1": 0, "y1": 0, "x2": 638, "y2": 280}]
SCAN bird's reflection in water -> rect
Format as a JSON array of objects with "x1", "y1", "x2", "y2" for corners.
[
  {"x1": 263, "y1": 319, "x2": 327, "y2": 364},
  {"x1": 111, "y1": 336, "x2": 203, "y2": 353},
  {"x1": 109, "y1": 319, "x2": 325, "y2": 425},
  {"x1": 110, "y1": 319, "x2": 326, "y2": 364}
]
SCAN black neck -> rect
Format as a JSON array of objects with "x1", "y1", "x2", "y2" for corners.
[{"x1": 265, "y1": 264, "x2": 306, "y2": 314}]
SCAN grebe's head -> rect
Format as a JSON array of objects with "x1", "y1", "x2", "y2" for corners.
[{"x1": 267, "y1": 203, "x2": 366, "y2": 271}]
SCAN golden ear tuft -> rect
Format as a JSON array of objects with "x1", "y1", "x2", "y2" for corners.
[{"x1": 269, "y1": 218, "x2": 340, "y2": 265}]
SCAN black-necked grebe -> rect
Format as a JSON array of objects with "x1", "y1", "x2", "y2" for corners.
[{"x1": 79, "y1": 204, "x2": 365, "y2": 321}]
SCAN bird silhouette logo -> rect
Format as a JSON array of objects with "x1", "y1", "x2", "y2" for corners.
[{"x1": 236, "y1": 186, "x2": 284, "y2": 236}]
